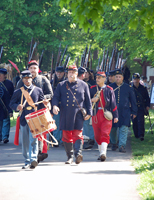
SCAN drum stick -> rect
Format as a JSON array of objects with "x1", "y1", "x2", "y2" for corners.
[{"x1": 34, "y1": 99, "x2": 51, "y2": 105}]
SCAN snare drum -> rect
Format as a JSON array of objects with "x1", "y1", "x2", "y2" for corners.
[{"x1": 25, "y1": 108, "x2": 57, "y2": 138}]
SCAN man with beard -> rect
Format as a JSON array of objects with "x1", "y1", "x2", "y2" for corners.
[
  {"x1": 51, "y1": 66, "x2": 65, "y2": 146},
  {"x1": 110, "y1": 69, "x2": 137, "y2": 153},
  {"x1": 16, "y1": 60, "x2": 53, "y2": 162},
  {"x1": 52, "y1": 65, "x2": 92, "y2": 164}
]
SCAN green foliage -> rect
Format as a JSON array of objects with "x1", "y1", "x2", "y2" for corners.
[{"x1": 58, "y1": 0, "x2": 154, "y2": 39}]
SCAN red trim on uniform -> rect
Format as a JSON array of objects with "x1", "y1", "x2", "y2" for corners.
[
  {"x1": 90, "y1": 85, "x2": 96, "y2": 89},
  {"x1": 107, "y1": 85, "x2": 113, "y2": 90},
  {"x1": 113, "y1": 105, "x2": 117, "y2": 112}
]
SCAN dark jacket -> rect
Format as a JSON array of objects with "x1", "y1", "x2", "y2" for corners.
[
  {"x1": 52, "y1": 79, "x2": 92, "y2": 130},
  {"x1": 10, "y1": 85, "x2": 45, "y2": 126},
  {"x1": 110, "y1": 82, "x2": 137, "y2": 127}
]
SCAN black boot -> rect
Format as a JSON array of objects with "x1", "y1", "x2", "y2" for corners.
[
  {"x1": 74, "y1": 139, "x2": 83, "y2": 164},
  {"x1": 63, "y1": 142, "x2": 74, "y2": 164}
]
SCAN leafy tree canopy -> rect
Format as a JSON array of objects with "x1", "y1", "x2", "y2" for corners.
[{"x1": 58, "y1": 0, "x2": 154, "y2": 39}]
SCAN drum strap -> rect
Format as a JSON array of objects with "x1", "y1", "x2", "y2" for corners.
[{"x1": 20, "y1": 86, "x2": 36, "y2": 110}]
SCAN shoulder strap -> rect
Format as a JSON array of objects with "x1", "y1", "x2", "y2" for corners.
[{"x1": 113, "y1": 82, "x2": 124, "y2": 92}]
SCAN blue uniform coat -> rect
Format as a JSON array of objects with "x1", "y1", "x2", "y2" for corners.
[
  {"x1": 52, "y1": 79, "x2": 92, "y2": 131},
  {"x1": 10, "y1": 85, "x2": 45, "y2": 126},
  {"x1": 110, "y1": 82, "x2": 137, "y2": 127}
]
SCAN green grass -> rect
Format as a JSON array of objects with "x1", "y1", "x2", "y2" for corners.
[
  {"x1": 131, "y1": 109, "x2": 154, "y2": 200},
  {"x1": 10, "y1": 112, "x2": 18, "y2": 127}
]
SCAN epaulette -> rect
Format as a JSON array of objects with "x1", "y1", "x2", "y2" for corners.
[
  {"x1": 107, "y1": 85, "x2": 113, "y2": 90},
  {"x1": 90, "y1": 85, "x2": 97, "y2": 89}
]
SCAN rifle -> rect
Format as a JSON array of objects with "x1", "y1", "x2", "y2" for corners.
[
  {"x1": 90, "y1": 55, "x2": 92, "y2": 70},
  {"x1": 63, "y1": 54, "x2": 69, "y2": 69},
  {"x1": 56, "y1": 43, "x2": 61, "y2": 67},
  {"x1": 50, "y1": 52, "x2": 54, "y2": 81},
  {"x1": 59, "y1": 45, "x2": 67, "y2": 66},
  {"x1": 66, "y1": 57, "x2": 71, "y2": 68},
  {"x1": 28, "y1": 37, "x2": 33, "y2": 62},
  {"x1": 115, "y1": 52, "x2": 120, "y2": 69},
  {"x1": 76, "y1": 56, "x2": 79, "y2": 68},
  {"x1": 96, "y1": 57, "x2": 100, "y2": 71},
  {"x1": 109, "y1": 46, "x2": 115, "y2": 71},
  {"x1": 119, "y1": 50, "x2": 123, "y2": 69},
  {"x1": 0, "y1": 46, "x2": 3, "y2": 63},
  {"x1": 28, "y1": 42, "x2": 37, "y2": 62},
  {"x1": 104, "y1": 48, "x2": 109, "y2": 72},
  {"x1": 82, "y1": 45, "x2": 88, "y2": 67},
  {"x1": 39, "y1": 49, "x2": 44, "y2": 69},
  {"x1": 100, "y1": 47, "x2": 105, "y2": 71},
  {"x1": 85, "y1": 45, "x2": 91, "y2": 68}
]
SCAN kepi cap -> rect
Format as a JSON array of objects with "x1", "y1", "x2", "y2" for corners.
[
  {"x1": 0, "y1": 68, "x2": 7, "y2": 74},
  {"x1": 96, "y1": 71, "x2": 106, "y2": 77},
  {"x1": 21, "y1": 70, "x2": 32, "y2": 78},
  {"x1": 28, "y1": 60, "x2": 39, "y2": 67},
  {"x1": 115, "y1": 69, "x2": 123, "y2": 75},
  {"x1": 67, "y1": 65, "x2": 78, "y2": 72},
  {"x1": 78, "y1": 67, "x2": 87, "y2": 75},
  {"x1": 56, "y1": 66, "x2": 65, "y2": 72},
  {"x1": 133, "y1": 73, "x2": 140, "y2": 79}
]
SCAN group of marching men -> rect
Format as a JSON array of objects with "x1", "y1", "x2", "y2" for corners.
[{"x1": 0, "y1": 60, "x2": 150, "y2": 169}]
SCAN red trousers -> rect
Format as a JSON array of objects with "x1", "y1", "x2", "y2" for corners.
[
  {"x1": 62, "y1": 130, "x2": 83, "y2": 144},
  {"x1": 92, "y1": 110, "x2": 112, "y2": 145}
]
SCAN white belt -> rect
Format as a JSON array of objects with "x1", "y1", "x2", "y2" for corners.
[{"x1": 98, "y1": 107, "x2": 103, "y2": 110}]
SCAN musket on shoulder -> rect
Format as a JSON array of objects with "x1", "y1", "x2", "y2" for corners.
[
  {"x1": 115, "y1": 52, "x2": 120, "y2": 69},
  {"x1": 100, "y1": 47, "x2": 105, "y2": 71},
  {"x1": 82, "y1": 45, "x2": 88, "y2": 67},
  {"x1": 28, "y1": 37, "x2": 33, "y2": 62},
  {"x1": 119, "y1": 50, "x2": 123, "y2": 69},
  {"x1": 63, "y1": 54, "x2": 69, "y2": 69},
  {"x1": 39, "y1": 49, "x2": 44, "y2": 69},
  {"x1": 50, "y1": 52, "x2": 54, "y2": 81},
  {"x1": 104, "y1": 47, "x2": 109, "y2": 72},
  {"x1": 0, "y1": 46, "x2": 3, "y2": 63},
  {"x1": 85, "y1": 45, "x2": 91, "y2": 68},
  {"x1": 108, "y1": 46, "x2": 115, "y2": 71},
  {"x1": 28, "y1": 42, "x2": 37, "y2": 62},
  {"x1": 59, "y1": 45, "x2": 68, "y2": 66},
  {"x1": 56, "y1": 43, "x2": 61, "y2": 67}
]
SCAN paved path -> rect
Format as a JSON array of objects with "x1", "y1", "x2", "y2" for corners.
[{"x1": 0, "y1": 127, "x2": 141, "y2": 200}]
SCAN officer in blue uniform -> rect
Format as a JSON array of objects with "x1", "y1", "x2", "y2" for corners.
[
  {"x1": 52, "y1": 65, "x2": 92, "y2": 164},
  {"x1": 110, "y1": 69, "x2": 137, "y2": 152},
  {"x1": 51, "y1": 66, "x2": 65, "y2": 146},
  {"x1": 10, "y1": 70, "x2": 48, "y2": 169},
  {"x1": 0, "y1": 70, "x2": 12, "y2": 143},
  {"x1": 131, "y1": 73, "x2": 150, "y2": 141},
  {"x1": 0, "y1": 68, "x2": 14, "y2": 143}
]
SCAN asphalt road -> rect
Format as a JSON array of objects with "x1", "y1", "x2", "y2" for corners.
[{"x1": 0, "y1": 127, "x2": 141, "y2": 200}]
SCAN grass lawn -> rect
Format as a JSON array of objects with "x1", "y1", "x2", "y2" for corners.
[
  {"x1": 10, "y1": 112, "x2": 18, "y2": 127},
  {"x1": 131, "y1": 109, "x2": 154, "y2": 200}
]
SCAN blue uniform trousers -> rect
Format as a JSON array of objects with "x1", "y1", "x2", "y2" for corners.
[
  {"x1": 83, "y1": 118, "x2": 94, "y2": 140},
  {"x1": 110, "y1": 125, "x2": 129, "y2": 148},
  {"x1": 0, "y1": 121, "x2": 3, "y2": 141},
  {"x1": 20, "y1": 124, "x2": 38, "y2": 165},
  {"x1": 2, "y1": 117, "x2": 10, "y2": 140},
  {"x1": 53, "y1": 113, "x2": 62, "y2": 144},
  {"x1": 132, "y1": 110, "x2": 145, "y2": 138}
]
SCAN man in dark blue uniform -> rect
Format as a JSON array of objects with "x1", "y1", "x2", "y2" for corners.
[
  {"x1": 16, "y1": 60, "x2": 53, "y2": 162},
  {"x1": 10, "y1": 70, "x2": 48, "y2": 169},
  {"x1": 131, "y1": 73, "x2": 150, "y2": 141},
  {"x1": 51, "y1": 66, "x2": 66, "y2": 146},
  {"x1": 0, "y1": 68, "x2": 14, "y2": 143},
  {"x1": 52, "y1": 65, "x2": 92, "y2": 164},
  {"x1": 110, "y1": 69, "x2": 137, "y2": 152}
]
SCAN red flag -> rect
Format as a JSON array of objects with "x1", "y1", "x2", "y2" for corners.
[
  {"x1": 8, "y1": 60, "x2": 20, "y2": 73},
  {"x1": 14, "y1": 116, "x2": 20, "y2": 146}
]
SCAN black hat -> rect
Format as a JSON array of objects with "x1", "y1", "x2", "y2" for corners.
[
  {"x1": 115, "y1": 69, "x2": 123, "y2": 75},
  {"x1": 0, "y1": 68, "x2": 7, "y2": 74},
  {"x1": 108, "y1": 70, "x2": 116, "y2": 76},
  {"x1": 55, "y1": 66, "x2": 65, "y2": 72},
  {"x1": 133, "y1": 73, "x2": 140, "y2": 79},
  {"x1": 78, "y1": 67, "x2": 87, "y2": 75},
  {"x1": 21, "y1": 70, "x2": 32, "y2": 78}
]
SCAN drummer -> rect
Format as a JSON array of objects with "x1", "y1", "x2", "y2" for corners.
[{"x1": 10, "y1": 70, "x2": 48, "y2": 169}]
